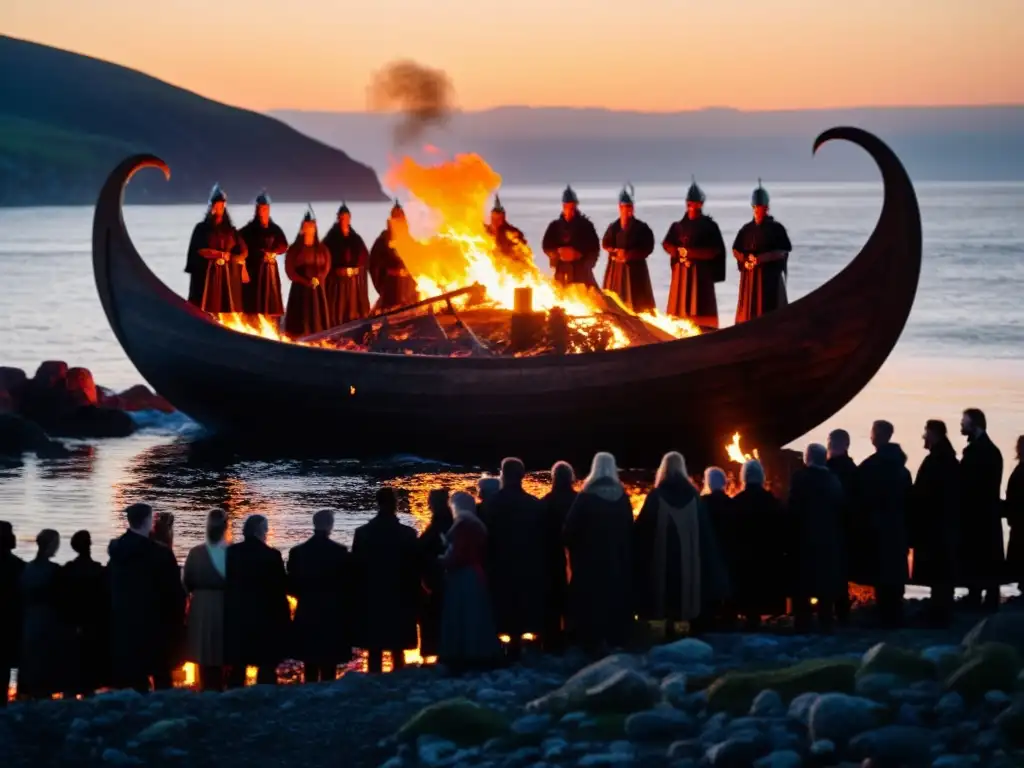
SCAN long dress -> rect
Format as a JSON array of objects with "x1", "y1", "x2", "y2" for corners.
[
  {"x1": 368, "y1": 229, "x2": 419, "y2": 313},
  {"x1": 733, "y1": 215, "x2": 792, "y2": 324},
  {"x1": 238, "y1": 218, "x2": 288, "y2": 316},
  {"x1": 322, "y1": 224, "x2": 371, "y2": 324},
  {"x1": 438, "y1": 516, "x2": 501, "y2": 668},
  {"x1": 183, "y1": 543, "x2": 226, "y2": 667},
  {"x1": 284, "y1": 240, "x2": 332, "y2": 337},
  {"x1": 62, "y1": 554, "x2": 110, "y2": 694},
  {"x1": 541, "y1": 214, "x2": 601, "y2": 288},
  {"x1": 185, "y1": 216, "x2": 248, "y2": 313},
  {"x1": 663, "y1": 214, "x2": 726, "y2": 327},
  {"x1": 18, "y1": 559, "x2": 70, "y2": 698},
  {"x1": 958, "y1": 432, "x2": 1005, "y2": 589},
  {"x1": 601, "y1": 217, "x2": 656, "y2": 312}
]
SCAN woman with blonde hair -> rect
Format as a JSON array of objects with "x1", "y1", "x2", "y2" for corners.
[
  {"x1": 183, "y1": 508, "x2": 229, "y2": 691},
  {"x1": 563, "y1": 452, "x2": 634, "y2": 653},
  {"x1": 634, "y1": 452, "x2": 727, "y2": 636}
]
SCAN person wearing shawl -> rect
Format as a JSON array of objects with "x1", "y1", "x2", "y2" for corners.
[
  {"x1": 322, "y1": 202, "x2": 371, "y2": 324},
  {"x1": 601, "y1": 185, "x2": 656, "y2": 313},
  {"x1": 563, "y1": 452, "x2": 634, "y2": 653},
  {"x1": 369, "y1": 201, "x2": 419, "y2": 313},
  {"x1": 633, "y1": 452, "x2": 728, "y2": 636},
  {"x1": 542, "y1": 186, "x2": 601, "y2": 288},
  {"x1": 183, "y1": 508, "x2": 229, "y2": 691},
  {"x1": 438, "y1": 492, "x2": 501, "y2": 673},
  {"x1": 485, "y1": 195, "x2": 530, "y2": 266},
  {"x1": 733, "y1": 180, "x2": 792, "y2": 324},
  {"x1": 283, "y1": 207, "x2": 332, "y2": 337},
  {"x1": 663, "y1": 178, "x2": 727, "y2": 327},
  {"x1": 238, "y1": 191, "x2": 288, "y2": 316},
  {"x1": 184, "y1": 184, "x2": 248, "y2": 313}
]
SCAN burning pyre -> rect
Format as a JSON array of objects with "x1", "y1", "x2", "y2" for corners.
[{"x1": 218, "y1": 152, "x2": 701, "y2": 355}]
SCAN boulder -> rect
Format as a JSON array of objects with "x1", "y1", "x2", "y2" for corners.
[
  {"x1": 944, "y1": 643, "x2": 1022, "y2": 701},
  {"x1": 706, "y1": 732, "x2": 772, "y2": 767},
  {"x1": 0, "y1": 367, "x2": 27, "y2": 412},
  {"x1": 963, "y1": 614, "x2": 1024, "y2": 658},
  {"x1": 581, "y1": 668, "x2": 661, "y2": 714},
  {"x1": 527, "y1": 654, "x2": 646, "y2": 714},
  {"x1": 48, "y1": 405, "x2": 137, "y2": 438},
  {"x1": 649, "y1": 638, "x2": 714, "y2": 667},
  {"x1": 661, "y1": 673, "x2": 689, "y2": 709},
  {"x1": 706, "y1": 658, "x2": 858, "y2": 715},
  {"x1": 858, "y1": 643, "x2": 936, "y2": 682},
  {"x1": 0, "y1": 413, "x2": 68, "y2": 457},
  {"x1": 855, "y1": 673, "x2": 906, "y2": 701},
  {"x1": 394, "y1": 698, "x2": 509, "y2": 746},
  {"x1": 65, "y1": 367, "x2": 98, "y2": 407},
  {"x1": 750, "y1": 690, "x2": 785, "y2": 718},
  {"x1": 847, "y1": 725, "x2": 932, "y2": 765},
  {"x1": 808, "y1": 694, "x2": 887, "y2": 745},
  {"x1": 624, "y1": 707, "x2": 695, "y2": 741},
  {"x1": 104, "y1": 384, "x2": 175, "y2": 414}
]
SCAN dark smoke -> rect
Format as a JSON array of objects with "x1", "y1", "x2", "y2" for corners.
[{"x1": 367, "y1": 60, "x2": 455, "y2": 148}]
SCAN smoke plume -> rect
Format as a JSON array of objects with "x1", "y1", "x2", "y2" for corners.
[{"x1": 367, "y1": 60, "x2": 455, "y2": 148}]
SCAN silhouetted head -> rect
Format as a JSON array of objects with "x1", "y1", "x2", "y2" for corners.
[
  {"x1": 923, "y1": 419, "x2": 947, "y2": 451},
  {"x1": 376, "y1": 486, "x2": 398, "y2": 516},
  {"x1": 312, "y1": 509, "x2": 335, "y2": 534},
  {"x1": 427, "y1": 489, "x2": 452, "y2": 528},
  {"x1": 827, "y1": 429, "x2": 851, "y2": 459},
  {"x1": 242, "y1": 514, "x2": 268, "y2": 542},
  {"x1": 36, "y1": 529, "x2": 60, "y2": 560},
  {"x1": 125, "y1": 503, "x2": 154, "y2": 536},
  {"x1": 618, "y1": 185, "x2": 634, "y2": 222},
  {"x1": 490, "y1": 195, "x2": 506, "y2": 229},
  {"x1": 562, "y1": 185, "x2": 578, "y2": 220},
  {"x1": 804, "y1": 443, "x2": 827, "y2": 468},
  {"x1": 337, "y1": 202, "x2": 351, "y2": 231},
  {"x1": 585, "y1": 452, "x2": 620, "y2": 487},
  {"x1": 702, "y1": 466, "x2": 727, "y2": 494},
  {"x1": 656, "y1": 452, "x2": 688, "y2": 487},
  {"x1": 550, "y1": 461, "x2": 576, "y2": 493},
  {"x1": 741, "y1": 459, "x2": 765, "y2": 489},
  {"x1": 871, "y1": 420, "x2": 894, "y2": 448},
  {"x1": 961, "y1": 408, "x2": 986, "y2": 439},
  {"x1": 151, "y1": 512, "x2": 174, "y2": 548},
  {"x1": 206, "y1": 508, "x2": 228, "y2": 544},
  {"x1": 449, "y1": 491, "x2": 479, "y2": 522},
  {"x1": 477, "y1": 475, "x2": 500, "y2": 502},
  {"x1": 500, "y1": 457, "x2": 526, "y2": 489},
  {"x1": 209, "y1": 184, "x2": 227, "y2": 221},
  {"x1": 71, "y1": 529, "x2": 92, "y2": 557},
  {"x1": 0, "y1": 522, "x2": 15, "y2": 553},
  {"x1": 255, "y1": 190, "x2": 271, "y2": 226},
  {"x1": 751, "y1": 179, "x2": 769, "y2": 224},
  {"x1": 300, "y1": 206, "x2": 318, "y2": 242}
]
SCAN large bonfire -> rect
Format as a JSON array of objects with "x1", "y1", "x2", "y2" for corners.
[{"x1": 219, "y1": 152, "x2": 700, "y2": 354}]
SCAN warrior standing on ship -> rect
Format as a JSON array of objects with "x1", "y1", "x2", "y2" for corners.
[
  {"x1": 185, "y1": 184, "x2": 248, "y2": 313},
  {"x1": 283, "y1": 207, "x2": 332, "y2": 337},
  {"x1": 238, "y1": 191, "x2": 287, "y2": 317},
  {"x1": 369, "y1": 201, "x2": 419, "y2": 314},
  {"x1": 542, "y1": 186, "x2": 600, "y2": 289},
  {"x1": 734, "y1": 180, "x2": 793, "y2": 324},
  {"x1": 663, "y1": 178, "x2": 727, "y2": 328},
  {"x1": 601, "y1": 185, "x2": 656, "y2": 313},
  {"x1": 322, "y1": 202, "x2": 370, "y2": 324},
  {"x1": 485, "y1": 195, "x2": 530, "y2": 267}
]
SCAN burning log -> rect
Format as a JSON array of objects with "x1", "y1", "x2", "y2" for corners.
[{"x1": 509, "y1": 287, "x2": 545, "y2": 353}]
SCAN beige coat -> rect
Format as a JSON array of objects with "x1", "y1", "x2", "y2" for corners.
[{"x1": 183, "y1": 543, "x2": 226, "y2": 665}]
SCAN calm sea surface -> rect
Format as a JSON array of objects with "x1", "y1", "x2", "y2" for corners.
[{"x1": 1, "y1": 180, "x2": 1023, "y2": 586}]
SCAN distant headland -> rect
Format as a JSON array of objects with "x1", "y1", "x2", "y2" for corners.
[{"x1": 0, "y1": 35, "x2": 387, "y2": 207}]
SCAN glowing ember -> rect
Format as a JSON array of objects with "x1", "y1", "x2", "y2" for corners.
[{"x1": 725, "y1": 432, "x2": 759, "y2": 465}]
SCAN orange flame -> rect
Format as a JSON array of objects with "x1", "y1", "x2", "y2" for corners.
[{"x1": 725, "y1": 432, "x2": 759, "y2": 465}]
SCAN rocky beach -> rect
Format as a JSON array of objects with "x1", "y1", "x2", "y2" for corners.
[{"x1": 3, "y1": 608, "x2": 1023, "y2": 768}]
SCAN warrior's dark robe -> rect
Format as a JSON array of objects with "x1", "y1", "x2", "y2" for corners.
[
  {"x1": 369, "y1": 230, "x2": 419, "y2": 313},
  {"x1": 283, "y1": 241, "x2": 331, "y2": 337},
  {"x1": 663, "y1": 214, "x2": 726, "y2": 327},
  {"x1": 486, "y1": 222, "x2": 530, "y2": 265},
  {"x1": 601, "y1": 217, "x2": 656, "y2": 313},
  {"x1": 238, "y1": 219, "x2": 288, "y2": 316},
  {"x1": 542, "y1": 214, "x2": 601, "y2": 288},
  {"x1": 732, "y1": 216, "x2": 792, "y2": 324},
  {"x1": 958, "y1": 432, "x2": 1005, "y2": 588},
  {"x1": 185, "y1": 217, "x2": 247, "y2": 313},
  {"x1": 322, "y1": 225, "x2": 370, "y2": 325}
]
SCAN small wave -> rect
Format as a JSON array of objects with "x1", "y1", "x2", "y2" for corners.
[{"x1": 128, "y1": 409, "x2": 202, "y2": 436}]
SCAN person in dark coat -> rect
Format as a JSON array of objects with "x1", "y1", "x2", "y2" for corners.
[
  {"x1": 700, "y1": 467, "x2": 737, "y2": 628},
  {"x1": 18, "y1": 529, "x2": 69, "y2": 699},
  {"x1": 958, "y1": 408, "x2": 1005, "y2": 612},
  {"x1": 486, "y1": 457, "x2": 547, "y2": 661},
  {"x1": 485, "y1": 196, "x2": 530, "y2": 266},
  {"x1": 63, "y1": 530, "x2": 110, "y2": 696},
  {"x1": 185, "y1": 184, "x2": 248, "y2": 312},
  {"x1": 909, "y1": 420, "x2": 961, "y2": 627},
  {"x1": 540, "y1": 461, "x2": 577, "y2": 653},
  {"x1": 635, "y1": 453, "x2": 729, "y2": 637},
  {"x1": 476, "y1": 475, "x2": 500, "y2": 525},
  {"x1": 416, "y1": 489, "x2": 452, "y2": 660},
  {"x1": 183, "y1": 509, "x2": 228, "y2": 692},
  {"x1": 826, "y1": 428, "x2": 860, "y2": 624},
  {"x1": 108, "y1": 503, "x2": 186, "y2": 692},
  {"x1": 542, "y1": 186, "x2": 601, "y2": 289},
  {"x1": 369, "y1": 201, "x2": 419, "y2": 314},
  {"x1": 225, "y1": 514, "x2": 290, "y2": 686},
  {"x1": 352, "y1": 487, "x2": 420, "y2": 673},
  {"x1": 284, "y1": 207, "x2": 332, "y2": 337},
  {"x1": 238, "y1": 190, "x2": 288, "y2": 316},
  {"x1": 856, "y1": 420, "x2": 913, "y2": 627},
  {"x1": 323, "y1": 202, "x2": 371, "y2": 325},
  {"x1": 663, "y1": 178, "x2": 726, "y2": 327},
  {"x1": 787, "y1": 444, "x2": 847, "y2": 632},
  {"x1": 0, "y1": 521, "x2": 25, "y2": 707},
  {"x1": 439, "y1": 492, "x2": 502, "y2": 672},
  {"x1": 733, "y1": 180, "x2": 792, "y2": 324},
  {"x1": 564, "y1": 452, "x2": 634, "y2": 653},
  {"x1": 287, "y1": 510, "x2": 354, "y2": 683},
  {"x1": 601, "y1": 185, "x2": 656, "y2": 313},
  {"x1": 1004, "y1": 435, "x2": 1024, "y2": 588}
]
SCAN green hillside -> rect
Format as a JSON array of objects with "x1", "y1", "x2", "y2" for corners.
[{"x1": 0, "y1": 35, "x2": 386, "y2": 206}]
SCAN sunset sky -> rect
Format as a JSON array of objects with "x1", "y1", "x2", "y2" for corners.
[{"x1": 4, "y1": 0, "x2": 1022, "y2": 113}]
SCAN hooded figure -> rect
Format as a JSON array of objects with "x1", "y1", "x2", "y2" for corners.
[
  {"x1": 485, "y1": 195, "x2": 530, "y2": 265},
  {"x1": 283, "y1": 206, "x2": 332, "y2": 337},
  {"x1": 542, "y1": 185, "x2": 601, "y2": 288},
  {"x1": 322, "y1": 202, "x2": 371, "y2": 324},
  {"x1": 238, "y1": 190, "x2": 288, "y2": 316},
  {"x1": 601, "y1": 184, "x2": 656, "y2": 312},
  {"x1": 185, "y1": 184, "x2": 248, "y2": 313},
  {"x1": 663, "y1": 177, "x2": 726, "y2": 327},
  {"x1": 733, "y1": 180, "x2": 792, "y2": 324},
  {"x1": 369, "y1": 201, "x2": 419, "y2": 313}
]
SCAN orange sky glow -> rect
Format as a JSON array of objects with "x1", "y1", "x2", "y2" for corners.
[{"x1": 4, "y1": 0, "x2": 1022, "y2": 112}]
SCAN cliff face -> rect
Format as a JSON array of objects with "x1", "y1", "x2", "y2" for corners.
[{"x1": 0, "y1": 35, "x2": 387, "y2": 206}]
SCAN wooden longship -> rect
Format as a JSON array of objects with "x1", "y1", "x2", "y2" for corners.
[{"x1": 92, "y1": 127, "x2": 922, "y2": 467}]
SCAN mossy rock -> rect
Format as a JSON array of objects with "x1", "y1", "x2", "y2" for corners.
[
  {"x1": 857, "y1": 643, "x2": 936, "y2": 682},
  {"x1": 944, "y1": 642, "x2": 1023, "y2": 702},
  {"x1": 394, "y1": 698, "x2": 510, "y2": 746},
  {"x1": 706, "y1": 658, "x2": 858, "y2": 716}
]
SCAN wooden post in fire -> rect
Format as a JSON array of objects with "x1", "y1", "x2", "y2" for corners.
[
  {"x1": 510, "y1": 287, "x2": 545, "y2": 353},
  {"x1": 548, "y1": 306, "x2": 569, "y2": 355}
]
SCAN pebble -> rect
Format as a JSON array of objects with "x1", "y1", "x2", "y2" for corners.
[
  {"x1": 984, "y1": 690, "x2": 1012, "y2": 709},
  {"x1": 809, "y1": 739, "x2": 836, "y2": 757},
  {"x1": 705, "y1": 732, "x2": 771, "y2": 767},
  {"x1": 808, "y1": 694, "x2": 884, "y2": 744},
  {"x1": 931, "y1": 756, "x2": 981, "y2": 768},
  {"x1": 848, "y1": 725, "x2": 933, "y2": 764},
  {"x1": 787, "y1": 692, "x2": 820, "y2": 725},
  {"x1": 661, "y1": 673, "x2": 688, "y2": 708},
  {"x1": 624, "y1": 707, "x2": 695, "y2": 741},
  {"x1": 752, "y1": 749, "x2": 803, "y2": 768},
  {"x1": 417, "y1": 736, "x2": 458, "y2": 766},
  {"x1": 750, "y1": 690, "x2": 785, "y2": 718},
  {"x1": 666, "y1": 740, "x2": 701, "y2": 760},
  {"x1": 577, "y1": 754, "x2": 634, "y2": 766},
  {"x1": 649, "y1": 638, "x2": 714, "y2": 666},
  {"x1": 855, "y1": 673, "x2": 905, "y2": 699},
  {"x1": 101, "y1": 748, "x2": 141, "y2": 766},
  {"x1": 511, "y1": 714, "x2": 552, "y2": 735},
  {"x1": 935, "y1": 692, "x2": 967, "y2": 724},
  {"x1": 542, "y1": 738, "x2": 569, "y2": 760}
]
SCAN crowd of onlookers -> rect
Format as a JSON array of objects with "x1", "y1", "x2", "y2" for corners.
[{"x1": 1, "y1": 407, "x2": 1021, "y2": 702}]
